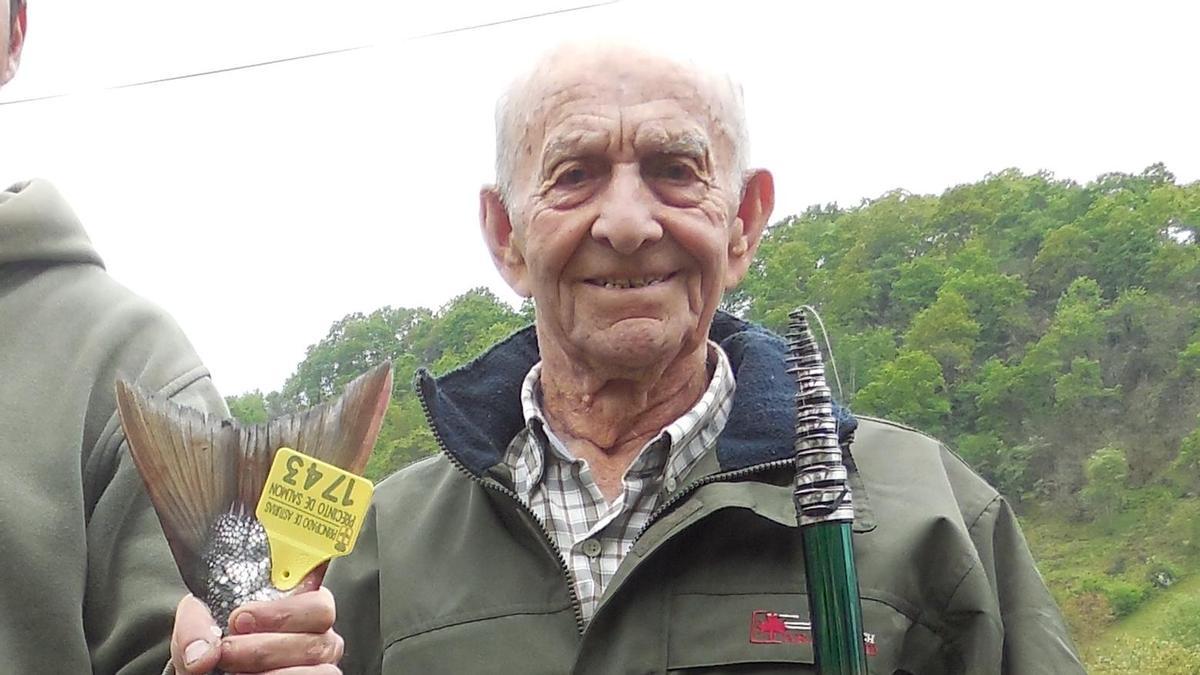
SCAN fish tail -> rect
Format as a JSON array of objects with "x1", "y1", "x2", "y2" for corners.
[{"x1": 115, "y1": 363, "x2": 393, "y2": 596}]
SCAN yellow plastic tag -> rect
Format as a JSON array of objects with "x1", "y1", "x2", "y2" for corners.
[{"x1": 255, "y1": 447, "x2": 374, "y2": 591}]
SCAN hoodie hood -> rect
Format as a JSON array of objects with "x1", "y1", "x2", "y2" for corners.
[
  {"x1": 0, "y1": 179, "x2": 104, "y2": 268},
  {"x1": 416, "y1": 311, "x2": 858, "y2": 476}
]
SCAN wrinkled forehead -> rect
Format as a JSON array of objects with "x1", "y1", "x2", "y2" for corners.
[{"x1": 517, "y1": 53, "x2": 736, "y2": 165}]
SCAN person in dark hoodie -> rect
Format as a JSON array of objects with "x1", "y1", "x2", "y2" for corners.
[{"x1": 1, "y1": 4, "x2": 340, "y2": 673}]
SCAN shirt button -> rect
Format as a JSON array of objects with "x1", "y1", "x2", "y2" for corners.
[
  {"x1": 665, "y1": 477, "x2": 678, "y2": 492},
  {"x1": 582, "y1": 539, "x2": 602, "y2": 558}
]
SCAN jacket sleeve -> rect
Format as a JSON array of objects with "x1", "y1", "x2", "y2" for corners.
[
  {"x1": 327, "y1": 504, "x2": 384, "y2": 675},
  {"x1": 84, "y1": 372, "x2": 228, "y2": 675},
  {"x1": 968, "y1": 495, "x2": 1086, "y2": 674}
]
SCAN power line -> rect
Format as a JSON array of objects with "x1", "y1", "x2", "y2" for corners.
[{"x1": 0, "y1": 1, "x2": 619, "y2": 107}]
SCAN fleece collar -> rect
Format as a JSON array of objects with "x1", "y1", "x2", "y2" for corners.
[
  {"x1": 0, "y1": 179, "x2": 104, "y2": 268},
  {"x1": 415, "y1": 312, "x2": 858, "y2": 476}
]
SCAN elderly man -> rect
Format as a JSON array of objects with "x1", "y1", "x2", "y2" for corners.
[
  {"x1": 318, "y1": 43, "x2": 1086, "y2": 673},
  {"x1": 3, "y1": 4, "x2": 340, "y2": 673}
]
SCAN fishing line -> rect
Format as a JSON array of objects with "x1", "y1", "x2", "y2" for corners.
[
  {"x1": 799, "y1": 304, "x2": 844, "y2": 402},
  {"x1": 0, "y1": 1, "x2": 620, "y2": 107}
]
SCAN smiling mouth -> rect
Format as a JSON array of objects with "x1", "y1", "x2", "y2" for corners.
[{"x1": 585, "y1": 273, "x2": 674, "y2": 290}]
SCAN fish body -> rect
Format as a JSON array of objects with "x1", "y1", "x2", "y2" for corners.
[
  {"x1": 115, "y1": 363, "x2": 392, "y2": 637},
  {"x1": 202, "y1": 510, "x2": 280, "y2": 630}
]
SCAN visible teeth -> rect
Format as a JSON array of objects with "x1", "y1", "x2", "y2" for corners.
[{"x1": 595, "y1": 275, "x2": 667, "y2": 289}]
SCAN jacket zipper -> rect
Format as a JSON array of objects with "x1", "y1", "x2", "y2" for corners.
[
  {"x1": 635, "y1": 457, "x2": 795, "y2": 543},
  {"x1": 415, "y1": 380, "x2": 587, "y2": 635}
]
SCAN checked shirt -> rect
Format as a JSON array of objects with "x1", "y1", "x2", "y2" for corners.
[{"x1": 507, "y1": 342, "x2": 735, "y2": 624}]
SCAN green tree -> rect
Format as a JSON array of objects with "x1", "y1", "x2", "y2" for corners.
[
  {"x1": 1053, "y1": 357, "x2": 1118, "y2": 415},
  {"x1": 891, "y1": 257, "x2": 946, "y2": 320},
  {"x1": 941, "y1": 269, "x2": 1030, "y2": 355},
  {"x1": 413, "y1": 288, "x2": 526, "y2": 367},
  {"x1": 1031, "y1": 224, "x2": 1096, "y2": 300},
  {"x1": 956, "y1": 432, "x2": 1033, "y2": 500},
  {"x1": 363, "y1": 396, "x2": 439, "y2": 480},
  {"x1": 1081, "y1": 445, "x2": 1129, "y2": 523},
  {"x1": 903, "y1": 290, "x2": 980, "y2": 379},
  {"x1": 281, "y1": 306, "x2": 433, "y2": 406},
  {"x1": 834, "y1": 327, "x2": 897, "y2": 400},
  {"x1": 855, "y1": 350, "x2": 951, "y2": 435},
  {"x1": 1178, "y1": 340, "x2": 1200, "y2": 379},
  {"x1": 225, "y1": 391, "x2": 269, "y2": 424}
]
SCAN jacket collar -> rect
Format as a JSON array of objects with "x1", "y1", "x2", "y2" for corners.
[
  {"x1": 415, "y1": 311, "x2": 858, "y2": 476},
  {"x1": 0, "y1": 179, "x2": 104, "y2": 268}
]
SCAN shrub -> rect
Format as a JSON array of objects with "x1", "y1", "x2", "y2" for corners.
[
  {"x1": 1059, "y1": 591, "x2": 1114, "y2": 645},
  {"x1": 1146, "y1": 558, "x2": 1180, "y2": 589},
  {"x1": 1173, "y1": 425, "x2": 1200, "y2": 494},
  {"x1": 1081, "y1": 576, "x2": 1149, "y2": 618},
  {"x1": 1107, "y1": 582, "x2": 1149, "y2": 617}
]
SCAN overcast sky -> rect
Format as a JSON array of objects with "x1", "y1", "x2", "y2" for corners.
[{"x1": 3, "y1": 0, "x2": 1198, "y2": 395}]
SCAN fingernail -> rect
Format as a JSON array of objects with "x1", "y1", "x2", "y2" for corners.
[
  {"x1": 233, "y1": 612, "x2": 257, "y2": 634},
  {"x1": 183, "y1": 639, "x2": 211, "y2": 666}
]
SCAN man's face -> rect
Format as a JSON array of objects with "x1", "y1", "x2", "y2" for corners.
[
  {"x1": 483, "y1": 52, "x2": 772, "y2": 376},
  {"x1": 1, "y1": 1, "x2": 25, "y2": 88}
]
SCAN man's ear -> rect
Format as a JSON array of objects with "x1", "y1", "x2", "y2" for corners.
[
  {"x1": 725, "y1": 169, "x2": 774, "y2": 289},
  {"x1": 479, "y1": 186, "x2": 532, "y2": 297},
  {"x1": 1, "y1": 4, "x2": 27, "y2": 87}
]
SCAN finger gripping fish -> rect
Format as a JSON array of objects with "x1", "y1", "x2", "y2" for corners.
[{"x1": 115, "y1": 363, "x2": 392, "y2": 634}]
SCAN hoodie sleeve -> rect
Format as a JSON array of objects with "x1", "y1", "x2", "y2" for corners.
[
  {"x1": 87, "y1": 379, "x2": 227, "y2": 675},
  {"x1": 75, "y1": 292, "x2": 229, "y2": 675},
  {"x1": 0, "y1": 179, "x2": 228, "y2": 674}
]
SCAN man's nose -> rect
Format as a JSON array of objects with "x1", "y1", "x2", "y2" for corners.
[{"x1": 590, "y1": 164, "x2": 662, "y2": 255}]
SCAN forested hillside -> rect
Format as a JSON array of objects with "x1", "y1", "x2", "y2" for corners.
[
  {"x1": 737, "y1": 164, "x2": 1200, "y2": 508},
  {"x1": 227, "y1": 165, "x2": 1200, "y2": 670}
]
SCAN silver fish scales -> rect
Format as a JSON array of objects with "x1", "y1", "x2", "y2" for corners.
[{"x1": 202, "y1": 510, "x2": 280, "y2": 631}]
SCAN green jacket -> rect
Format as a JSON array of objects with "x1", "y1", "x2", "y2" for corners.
[
  {"x1": 0, "y1": 180, "x2": 227, "y2": 674},
  {"x1": 328, "y1": 315, "x2": 1084, "y2": 674}
]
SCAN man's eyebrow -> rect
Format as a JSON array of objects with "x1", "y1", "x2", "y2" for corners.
[
  {"x1": 634, "y1": 127, "x2": 710, "y2": 159},
  {"x1": 540, "y1": 130, "x2": 610, "y2": 175}
]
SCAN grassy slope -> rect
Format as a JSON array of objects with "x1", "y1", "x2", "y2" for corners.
[
  {"x1": 1021, "y1": 490, "x2": 1200, "y2": 673},
  {"x1": 1116, "y1": 572, "x2": 1200, "y2": 639},
  {"x1": 1085, "y1": 577, "x2": 1200, "y2": 674}
]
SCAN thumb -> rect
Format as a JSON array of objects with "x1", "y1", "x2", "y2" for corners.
[{"x1": 170, "y1": 595, "x2": 222, "y2": 673}]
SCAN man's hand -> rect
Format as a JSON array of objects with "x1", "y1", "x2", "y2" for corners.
[{"x1": 170, "y1": 588, "x2": 344, "y2": 674}]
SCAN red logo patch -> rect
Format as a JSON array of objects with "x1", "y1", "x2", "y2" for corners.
[
  {"x1": 749, "y1": 611, "x2": 811, "y2": 644},
  {"x1": 749, "y1": 611, "x2": 878, "y2": 656}
]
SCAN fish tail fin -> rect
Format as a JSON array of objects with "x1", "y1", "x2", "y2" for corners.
[{"x1": 116, "y1": 363, "x2": 393, "y2": 596}]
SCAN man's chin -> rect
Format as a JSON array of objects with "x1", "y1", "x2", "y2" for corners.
[{"x1": 575, "y1": 320, "x2": 689, "y2": 373}]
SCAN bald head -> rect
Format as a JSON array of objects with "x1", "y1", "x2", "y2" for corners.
[{"x1": 493, "y1": 42, "x2": 749, "y2": 210}]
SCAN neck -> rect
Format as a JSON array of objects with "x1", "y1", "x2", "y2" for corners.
[
  {"x1": 537, "y1": 339, "x2": 710, "y2": 501},
  {"x1": 542, "y1": 339, "x2": 709, "y2": 440}
]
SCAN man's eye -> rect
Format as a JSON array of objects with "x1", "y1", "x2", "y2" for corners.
[
  {"x1": 650, "y1": 159, "x2": 699, "y2": 183},
  {"x1": 665, "y1": 163, "x2": 693, "y2": 181},
  {"x1": 555, "y1": 166, "x2": 591, "y2": 187}
]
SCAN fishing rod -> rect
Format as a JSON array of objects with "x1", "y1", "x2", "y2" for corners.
[{"x1": 785, "y1": 308, "x2": 868, "y2": 674}]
